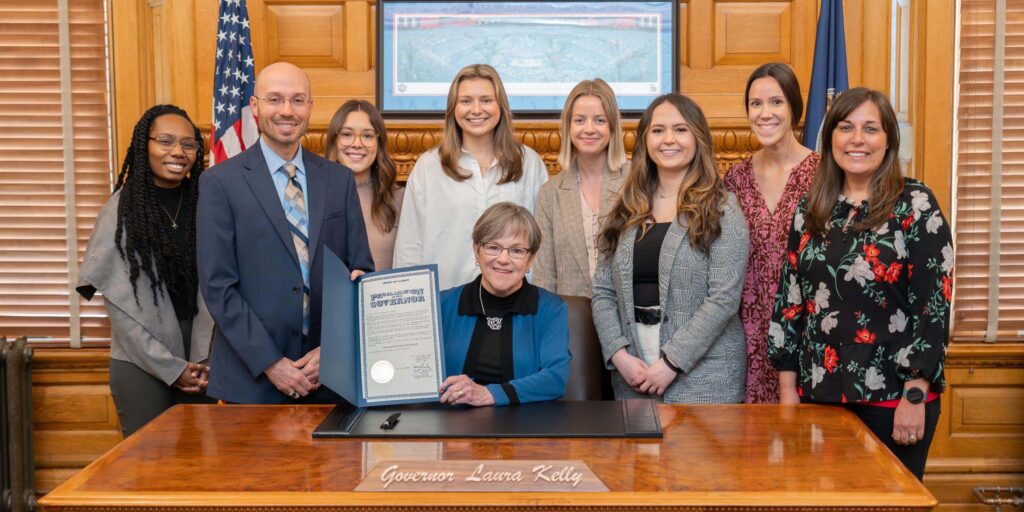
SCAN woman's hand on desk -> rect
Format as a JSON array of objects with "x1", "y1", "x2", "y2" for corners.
[
  {"x1": 610, "y1": 348, "x2": 649, "y2": 391},
  {"x1": 439, "y1": 375, "x2": 495, "y2": 407}
]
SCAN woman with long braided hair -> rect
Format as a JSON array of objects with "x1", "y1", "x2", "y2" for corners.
[{"x1": 78, "y1": 105, "x2": 215, "y2": 437}]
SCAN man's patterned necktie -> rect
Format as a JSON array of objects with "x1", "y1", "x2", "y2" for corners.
[{"x1": 282, "y1": 163, "x2": 310, "y2": 335}]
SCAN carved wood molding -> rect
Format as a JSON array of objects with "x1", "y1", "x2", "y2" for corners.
[{"x1": 201, "y1": 121, "x2": 765, "y2": 179}]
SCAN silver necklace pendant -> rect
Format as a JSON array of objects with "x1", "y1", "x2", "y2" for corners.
[
  {"x1": 485, "y1": 316, "x2": 502, "y2": 331},
  {"x1": 479, "y1": 284, "x2": 504, "y2": 331}
]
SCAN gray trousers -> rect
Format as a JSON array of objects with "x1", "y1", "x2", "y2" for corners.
[{"x1": 108, "y1": 320, "x2": 215, "y2": 437}]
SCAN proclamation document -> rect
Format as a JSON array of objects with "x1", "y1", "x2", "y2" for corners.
[{"x1": 358, "y1": 267, "x2": 444, "y2": 404}]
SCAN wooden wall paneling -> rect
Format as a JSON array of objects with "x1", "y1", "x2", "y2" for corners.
[
  {"x1": 924, "y1": 344, "x2": 1024, "y2": 509},
  {"x1": 345, "y1": 0, "x2": 373, "y2": 72},
  {"x1": 680, "y1": 0, "x2": 816, "y2": 125},
  {"x1": 110, "y1": 0, "x2": 154, "y2": 171},
  {"x1": 149, "y1": 1, "x2": 167, "y2": 104},
  {"x1": 911, "y1": 0, "x2": 954, "y2": 213},
  {"x1": 679, "y1": 1, "x2": 689, "y2": 68},
  {"x1": 266, "y1": 2, "x2": 346, "y2": 68},
  {"x1": 843, "y1": 0, "x2": 891, "y2": 94},
  {"x1": 166, "y1": 0, "x2": 198, "y2": 120},
  {"x1": 192, "y1": 0, "x2": 221, "y2": 128},
  {"x1": 31, "y1": 349, "x2": 121, "y2": 495},
  {"x1": 712, "y1": 2, "x2": 791, "y2": 66}
]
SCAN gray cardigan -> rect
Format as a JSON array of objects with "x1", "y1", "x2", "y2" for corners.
[
  {"x1": 591, "y1": 193, "x2": 749, "y2": 403},
  {"x1": 78, "y1": 190, "x2": 214, "y2": 386},
  {"x1": 533, "y1": 162, "x2": 626, "y2": 297}
]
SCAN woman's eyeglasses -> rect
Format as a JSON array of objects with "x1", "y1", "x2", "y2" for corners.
[
  {"x1": 149, "y1": 136, "x2": 200, "y2": 154},
  {"x1": 481, "y1": 243, "x2": 530, "y2": 260},
  {"x1": 338, "y1": 131, "x2": 378, "y2": 147}
]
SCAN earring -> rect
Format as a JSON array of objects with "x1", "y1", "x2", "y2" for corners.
[{"x1": 474, "y1": 261, "x2": 479, "y2": 267}]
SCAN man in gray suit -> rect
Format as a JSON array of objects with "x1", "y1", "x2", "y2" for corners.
[{"x1": 198, "y1": 62, "x2": 374, "y2": 404}]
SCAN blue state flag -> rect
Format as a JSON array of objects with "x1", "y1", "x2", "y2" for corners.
[{"x1": 803, "y1": 0, "x2": 849, "y2": 150}]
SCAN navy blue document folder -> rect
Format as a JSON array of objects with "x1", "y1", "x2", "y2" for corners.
[{"x1": 319, "y1": 247, "x2": 445, "y2": 407}]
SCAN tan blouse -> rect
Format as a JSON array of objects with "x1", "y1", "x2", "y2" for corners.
[
  {"x1": 357, "y1": 183, "x2": 405, "y2": 271},
  {"x1": 579, "y1": 184, "x2": 600, "y2": 278}
]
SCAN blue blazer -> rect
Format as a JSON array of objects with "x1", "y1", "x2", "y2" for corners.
[
  {"x1": 197, "y1": 142, "x2": 374, "y2": 404},
  {"x1": 440, "y1": 284, "x2": 571, "y2": 405}
]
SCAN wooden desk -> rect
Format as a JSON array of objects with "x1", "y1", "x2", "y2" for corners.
[{"x1": 39, "y1": 404, "x2": 936, "y2": 511}]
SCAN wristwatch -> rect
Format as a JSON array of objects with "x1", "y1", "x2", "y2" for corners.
[{"x1": 903, "y1": 386, "x2": 926, "y2": 404}]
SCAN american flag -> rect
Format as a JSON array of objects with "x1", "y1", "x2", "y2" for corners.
[{"x1": 209, "y1": 0, "x2": 258, "y2": 165}]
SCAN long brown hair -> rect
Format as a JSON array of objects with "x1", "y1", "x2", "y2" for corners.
[
  {"x1": 324, "y1": 100, "x2": 399, "y2": 233},
  {"x1": 804, "y1": 88, "x2": 903, "y2": 237},
  {"x1": 557, "y1": 79, "x2": 627, "y2": 171},
  {"x1": 600, "y1": 93, "x2": 726, "y2": 257},
  {"x1": 438, "y1": 64, "x2": 523, "y2": 184}
]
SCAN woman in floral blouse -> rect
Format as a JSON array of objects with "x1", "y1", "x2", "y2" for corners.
[
  {"x1": 769, "y1": 88, "x2": 953, "y2": 480},
  {"x1": 724, "y1": 63, "x2": 818, "y2": 403}
]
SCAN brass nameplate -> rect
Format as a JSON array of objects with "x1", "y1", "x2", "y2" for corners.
[{"x1": 355, "y1": 459, "x2": 608, "y2": 492}]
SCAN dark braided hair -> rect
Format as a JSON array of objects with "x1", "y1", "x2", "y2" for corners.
[{"x1": 113, "y1": 105, "x2": 204, "y2": 315}]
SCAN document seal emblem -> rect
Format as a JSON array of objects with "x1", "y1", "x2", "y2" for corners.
[{"x1": 371, "y1": 360, "x2": 395, "y2": 384}]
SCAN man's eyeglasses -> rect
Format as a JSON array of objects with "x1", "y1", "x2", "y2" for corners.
[
  {"x1": 149, "y1": 136, "x2": 200, "y2": 154},
  {"x1": 254, "y1": 95, "x2": 310, "y2": 108},
  {"x1": 480, "y1": 243, "x2": 531, "y2": 260},
  {"x1": 338, "y1": 131, "x2": 378, "y2": 147}
]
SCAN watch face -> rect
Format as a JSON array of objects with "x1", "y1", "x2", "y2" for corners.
[{"x1": 905, "y1": 387, "x2": 925, "y2": 404}]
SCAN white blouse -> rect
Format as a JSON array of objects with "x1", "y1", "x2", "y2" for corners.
[{"x1": 394, "y1": 146, "x2": 548, "y2": 290}]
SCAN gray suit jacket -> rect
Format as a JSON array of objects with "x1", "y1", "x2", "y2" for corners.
[
  {"x1": 533, "y1": 162, "x2": 626, "y2": 297},
  {"x1": 78, "y1": 190, "x2": 214, "y2": 386},
  {"x1": 591, "y1": 193, "x2": 749, "y2": 403}
]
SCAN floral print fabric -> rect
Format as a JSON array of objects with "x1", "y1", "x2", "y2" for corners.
[
  {"x1": 724, "y1": 153, "x2": 819, "y2": 403},
  {"x1": 769, "y1": 179, "x2": 953, "y2": 403}
]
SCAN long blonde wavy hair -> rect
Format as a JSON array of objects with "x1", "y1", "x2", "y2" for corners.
[
  {"x1": 600, "y1": 93, "x2": 726, "y2": 257},
  {"x1": 438, "y1": 64, "x2": 523, "y2": 184}
]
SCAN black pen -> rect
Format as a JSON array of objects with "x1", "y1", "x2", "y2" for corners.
[{"x1": 380, "y1": 412, "x2": 401, "y2": 430}]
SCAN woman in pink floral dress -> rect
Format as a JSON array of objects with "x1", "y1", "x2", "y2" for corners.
[{"x1": 724, "y1": 63, "x2": 818, "y2": 403}]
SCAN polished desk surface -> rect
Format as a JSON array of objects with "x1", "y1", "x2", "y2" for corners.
[{"x1": 40, "y1": 404, "x2": 936, "y2": 511}]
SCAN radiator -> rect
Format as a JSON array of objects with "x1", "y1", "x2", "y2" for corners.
[{"x1": 2, "y1": 337, "x2": 34, "y2": 512}]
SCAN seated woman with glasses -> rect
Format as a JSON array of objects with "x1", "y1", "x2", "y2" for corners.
[
  {"x1": 437, "y1": 202, "x2": 572, "y2": 406},
  {"x1": 324, "y1": 100, "x2": 404, "y2": 270},
  {"x1": 78, "y1": 105, "x2": 215, "y2": 437}
]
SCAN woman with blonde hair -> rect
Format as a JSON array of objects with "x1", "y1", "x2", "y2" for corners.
[
  {"x1": 394, "y1": 64, "x2": 548, "y2": 290},
  {"x1": 591, "y1": 93, "x2": 749, "y2": 403},
  {"x1": 533, "y1": 78, "x2": 628, "y2": 297},
  {"x1": 324, "y1": 100, "x2": 404, "y2": 270}
]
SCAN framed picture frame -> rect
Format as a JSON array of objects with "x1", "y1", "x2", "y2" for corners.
[{"x1": 376, "y1": 0, "x2": 679, "y2": 116}]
